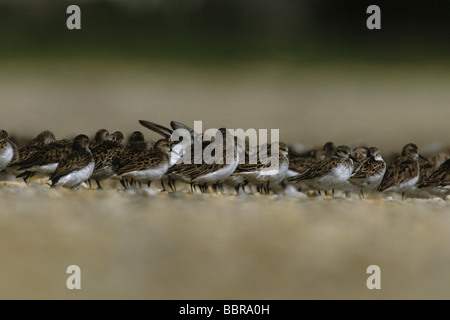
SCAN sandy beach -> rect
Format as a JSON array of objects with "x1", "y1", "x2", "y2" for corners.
[
  {"x1": 0, "y1": 60, "x2": 449, "y2": 300},
  {"x1": 0, "y1": 179, "x2": 449, "y2": 300}
]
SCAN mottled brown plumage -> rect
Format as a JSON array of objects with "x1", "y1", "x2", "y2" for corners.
[
  {"x1": 0, "y1": 130, "x2": 8, "y2": 148},
  {"x1": 0, "y1": 130, "x2": 18, "y2": 170},
  {"x1": 89, "y1": 129, "x2": 109, "y2": 150},
  {"x1": 289, "y1": 145, "x2": 353, "y2": 183},
  {"x1": 16, "y1": 139, "x2": 72, "y2": 172},
  {"x1": 418, "y1": 159, "x2": 450, "y2": 188},
  {"x1": 177, "y1": 129, "x2": 238, "y2": 186},
  {"x1": 377, "y1": 143, "x2": 423, "y2": 197},
  {"x1": 350, "y1": 148, "x2": 385, "y2": 179},
  {"x1": 89, "y1": 131, "x2": 124, "y2": 188},
  {"x1": 8, "y1": 130, "x2": 56, "y2": 168},
  {"x1": 350, "y1": 146, "x2": 369, "y2": 174},
  {"x1": 287, "y1": 145, "x2": 354, "y2": 197},
  {"x1": 417, "y1": 152, "x2": 450, "y2": 186},
  {"x1": 288, "y1": 142, "x2": 335, "y2": 175},
  {"x1": 231, "y1": 142, "x2": 289, "y2": 194},
  {"x1": 288, "y1": 156, "x2": 317, "y2": 174},
  {"x1": 349, "y1": 147, "x2": 386, "y2": 196},
  {"x1": 50, "y1": 135, "x2": 94, "y2": 188},
  {"x1": 114, "y1": 131, "x2": 153, "y2": 174},
  {"x1": 92, "y1": 132, "x2": 124, "y2": 171},
  {"x1": 116, "y1": 139, "x2": 172, "y2": 187}
]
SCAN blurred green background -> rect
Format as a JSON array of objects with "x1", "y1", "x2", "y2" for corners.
[
  {"x1": 2, "y1": 0, "x2": 450, "y2": 63},
  {"x1": 1, "y1": 0, "x2": 449, "y2": 152}
]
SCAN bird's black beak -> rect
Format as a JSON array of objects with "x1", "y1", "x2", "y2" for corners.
[{"x1": 419, "y1": 154, "x2": 428, "y2": 161}]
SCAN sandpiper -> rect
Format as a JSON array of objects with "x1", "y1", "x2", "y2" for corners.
[
  {"x1": 139, "y1": 120, "x2": 185, "y2": 167},
  {"x1": 181, "y1": 128, "x2": 239, "y2": 193},
  {"x1": 8, "y1": 130, "x2": 55, "y2": 172},
  {"x1": 90, "y1": 131, "x2": 124, "y2": 189},
  {"x1": 377, "y1": 143, "x2": 426, "y2": 199},
  {"x1": 233, "y1": 142, "x2": 289, "y2": 194},
  {"x1": 50, "y1": 135, "x2": 95, "y2": 189},
  {"x1": 89, "y1": 129, "x2": 109, "y2": 150},
  {"x1": 0, "y1": 130, "x2": 19, "y2": 171},
  {"x1": 288, "y1": 145, "x2": 355, "y2": 197},
  {"x1": 114, "y1": 131, "x2": 153, "y2": 188},
  {"x1": 350, "y1": 146, "x2": 369, "y2": 173},
  {"x1": 349, "y1": 147, "x2": 386, "y2": 198},
  {"x1": 286, "y1": 142, "x2": 335, "y2": 180},
  {"x1": 0, "y1": 130, "x2": 18, "y2": 171},
  {"x1": 116, "y1": 138, "x2": 172, "y2": 189},
  {"x1": 416, "y1": 151, "x2": 450, "y2": 188},
  {"x1": 418, "y1": 159, "x2": 450, "y2": 199},
  {"x1": 139, "y1": 120, "x2": 188, "y2": 191},
  {"x1": 165, "y1": 120, "x2": 206, "y2": 191},
  {"x1": 15, "y1": 138, "x2": 73, "y2": 183},
  {"x1": 338, "y1": 145, "x2": 370, "y2": 198}
]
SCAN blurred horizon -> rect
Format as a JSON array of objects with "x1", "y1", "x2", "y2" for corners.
[
  {"x1": 1, "y1": 0, "x2": 450, "y2": 65},
  {"x1": 0, "y1": 0, "x2": 449, "y2": 153}
]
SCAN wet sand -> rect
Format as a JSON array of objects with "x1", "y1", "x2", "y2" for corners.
[{"x1": 0, "y1": 181, "x2": 449, "y2": 300}]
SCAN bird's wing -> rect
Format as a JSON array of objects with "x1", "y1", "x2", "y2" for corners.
[
  {"x1": 50, "y1": 152, "x2": 92, "y2": 183},
  {"x1": 377, "y1": 157, "x2": 418, "y2": 191}
]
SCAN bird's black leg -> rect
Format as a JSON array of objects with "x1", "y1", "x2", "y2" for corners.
[
  {"x1": 170, "y1": 178, "x2": 176, "y2": 192},
  {"x1": 96, "y1": 180, "x2": 103, "y2": 190}
]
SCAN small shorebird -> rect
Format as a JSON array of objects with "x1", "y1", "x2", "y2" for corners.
[
  {"x1": 349, "y1": 147, "x2": 386, "y2": 198},
  {"x1": 50, "y1": 135, "x2": 95, "y2": 189},
  {"x1": 114, "y1": 131, "x2": 153, "y2": 188},
  {"x1": 138, "y1": 120, "x2": 188, "y2": 191},
  {"x1": 0, "y1": 130, "x2": 18, "y2": 171},
  {"x1": 286, "y1": 142, "x2": 336, "y2": 191},
  {"x1": 89, "y1": 129, "x2": 109, "y2": 150},
  {"x1": 8, "y1": 130, "x2": 56, "y2": 174},
  {"x1": 90, "y1": 131, "x2": 124, "y2": 189},
  {"x1": 233, "y1": 142, "x2": 289, "y2": 194},
  {"x1": 377, "y1": 143, "x2": 426, "y2": 199},
  {"x1": 350, "y1": 146, "x2": 369, "y2": 173},
  {"x1": 224, "y1": 143, "x2": 251, "y2": 194},
  {"x1": 338, "y1": 145, "x2": 370, "y2": 198},
  {"x1": 288, "y1": 145, "x2": 355, "y2": 197},
  {"x1": 417, "y1": 159, "x2": 450, "y2": 199},
  {"x1": 416, "y1": 151, "x2": 450, "y2": 186},
  {"x1": 15, "y1": 138, "x2": 73, "y2": 183},
  {"x1": 165, "y1": 120, "x2": 209, "y2": 191},
  {"x1": 116, "y1": 138, "x2": 172, "y2": 189},
  {"x1": 175, "y1": 128, "x2": 239, "y2": 193}
]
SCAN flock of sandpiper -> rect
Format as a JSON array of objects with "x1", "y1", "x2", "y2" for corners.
[{"x1": 0, "y1": 120, "x2": 449, "y2": 199}]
